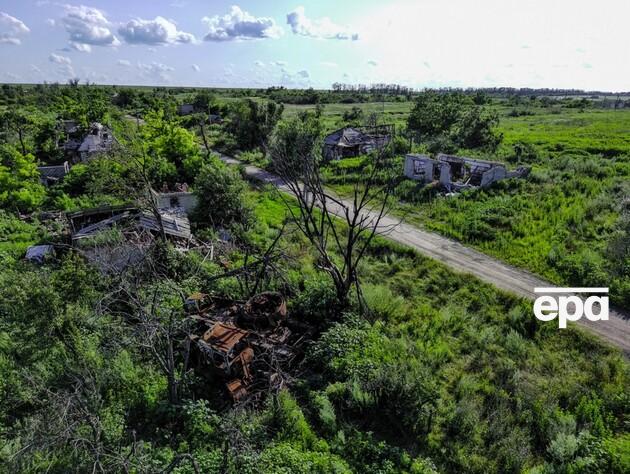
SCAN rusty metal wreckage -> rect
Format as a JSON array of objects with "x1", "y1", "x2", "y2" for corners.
[{"x1": 185, "y1": 291, "x2": 306, "y2": 404}]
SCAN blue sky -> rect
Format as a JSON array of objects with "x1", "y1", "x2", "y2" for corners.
[{"x1": 0, "y1": 0, "x2": 628, "y2": 90}]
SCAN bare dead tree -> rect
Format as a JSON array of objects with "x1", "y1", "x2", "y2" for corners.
[{"x1": 268, "y1": 115, "x2": 400, "y2": 308}]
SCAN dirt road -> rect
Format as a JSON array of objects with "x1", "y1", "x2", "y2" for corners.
[{"x1": 219, "y1": 154, "x2": 630, "y2": 355}]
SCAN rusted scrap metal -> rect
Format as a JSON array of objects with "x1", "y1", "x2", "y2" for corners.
[
  {"x1": 202, "y1": 322, "x2": 248, "y2": 354},
  {"x1": 240, "y1": 291, "x2": 287, "y2": 328},
  {"x1": 187, "y1": 291, "x2": 300, "y2": 404}
]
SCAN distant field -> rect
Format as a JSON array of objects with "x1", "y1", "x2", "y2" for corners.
[
  {"x1": 499, "y1": 109, "x2": 630, "y2": 157},
  {"x1": 283, "y1": 101, "x2": 413, "y2": 130},
  {"x1": 282, "y1": 100, "x2": 630, "y2": 157}
]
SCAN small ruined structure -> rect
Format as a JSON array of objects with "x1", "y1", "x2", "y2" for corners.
[
  {"x1": 57, "y1": 120, "x2": 116, "y2": 163},
  {"x1": 177, "y1": 104, "x2": 195, "y2": 116},
  {"x1": 322, "y1": 125, "x2": 392, "y2": 160},
  {"x1": 208, "y1": 113, "x2": 223, "y2": 124},
  {"x1": 187, "y1": 292, "x2": 297, "y2": 403},
  {"x1": 37, "y1": 161, "x2": 70, "y2": 187},
  {"x1": 58, "y1": 120, "x2": 83, "y2": 160},
  {"x1": 154, "y1": 188, "x2": 199, "y2": 216},
  {"x1": 68, "y1": 206, "x2": 191, "y2": 242},
  {"x1": 77, "y1": 123, "x2": 116, "y2": 162},
  {"x1": 404, "y1": 153, "x2": 530, "y2": 192},
  {"x1": 67, "y1": 205, "x2": 192, "y2": 272}
]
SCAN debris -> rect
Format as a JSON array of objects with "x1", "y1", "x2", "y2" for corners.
[
  {"x1": 77, "y1": 123, "x2": 116, "y2": 162},
  {"x1": 240, "y1": 291, "x2": 287, "y2": 328},
  {"x1": 67, "y1": 205, "x2": 194, "y2": 273},
  {"x1": 25, "y1": 245, "x2": 55, "y2": 264},
  {"x1": 153, "y1": 190, "x2": 199, "y2": 216},
  {"x1": 138, "y1": 210, "x2": 192, "y2": 240},
  {"x1": 68, "y1": 206, "x2": 192, "y2": 242}
]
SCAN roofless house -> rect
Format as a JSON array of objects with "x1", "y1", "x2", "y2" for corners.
[{"x1": 322, "y1": 125, "x2": 393, "y2": 160}]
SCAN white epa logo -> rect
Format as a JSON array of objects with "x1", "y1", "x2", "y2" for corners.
[{"x1": 533, "y1": 287, "x2": 609, "y2": 329}]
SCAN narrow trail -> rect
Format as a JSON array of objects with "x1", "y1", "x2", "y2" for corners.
[{"x1": 218, "y1": 153, "x2": 630, "y2": 355}]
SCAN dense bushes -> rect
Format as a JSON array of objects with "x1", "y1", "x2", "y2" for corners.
[
  {"x1": 192, "y1": 158, "x2": 253, "y2": 229},
  {"x1": 407, "y1": 91, "x2": 502, "y2": 152}
]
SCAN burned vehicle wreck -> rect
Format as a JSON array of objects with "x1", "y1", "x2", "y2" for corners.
[{"x1": 186, "y1": 291, "x2": 304, "y2": 404}]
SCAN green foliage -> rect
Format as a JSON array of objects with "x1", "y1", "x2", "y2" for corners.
[
  {"x1": 192, "y1": 158, "x2": 252, "y2": 229},
  {"x1": 142, "y1": 109, "x2": 202, "y2": 186},
  {"x1": 407, "y1": 91, "x2": 502, "y2": 151},
  {"x1": 269, "y1": 114, "x2": 323, "y2": 173},
  {"x1": 227, "y1": 99, "x2": 283, "y2": 151},
  {"x1": 0, "y1": 144, "x2": 46, "y2": 212}
]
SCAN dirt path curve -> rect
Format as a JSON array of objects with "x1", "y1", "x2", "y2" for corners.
[{"x1": 218, "y1": 153, "x2": 630, "y2": 355}]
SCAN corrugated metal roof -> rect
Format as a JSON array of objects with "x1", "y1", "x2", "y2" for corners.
[
  {"x1": 138, "y1": 211, "x2": 191, "y2": 239},
  {"x1": 38, "y1": 162, "x2": 70, "y2": 180}
]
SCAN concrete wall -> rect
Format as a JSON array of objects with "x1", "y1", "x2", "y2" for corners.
[
  {"x1": 480, "y1": 166, "x2": 507, "y2": 187},
  {"x1": 404, "y1": 154, "x2": 435, "y2": 183},
  {"x1": 156, "y1": 192, "x2": 199, "y2": 214}
]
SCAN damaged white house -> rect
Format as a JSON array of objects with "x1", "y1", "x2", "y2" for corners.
[
  {"x1": 77, "y1": 123, "x2": 116, "y2": 162},
  {"x1": 404, "y1": 153, "x2": 530, "y2": 192}
]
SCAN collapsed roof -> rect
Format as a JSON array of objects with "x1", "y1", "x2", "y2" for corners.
[
  {"x1": 404, "y1": 153, "x2": 530, "y2": 192},
  {"x1": 68, "y1": 206, "x2": 191, "y2": 242},
  {"x1": 323, "y1": 125, "x2": 393, "y2": 160}
]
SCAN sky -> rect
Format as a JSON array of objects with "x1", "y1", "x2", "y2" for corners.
[{"x1": 0, "y1": 0, "x2": 629, "y2": 91}]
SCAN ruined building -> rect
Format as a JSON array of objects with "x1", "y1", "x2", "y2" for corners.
[
  {"x1": 58, "y1": 121, "x2": 116, "y2": 163},
  {"x1": 404, "y1": 153, "x2": 530, "y2": 192},
  {"x1": 322, "y1": 125, "x2": 393, "y2": 160}
]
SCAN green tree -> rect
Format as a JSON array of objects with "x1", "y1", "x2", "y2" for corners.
[
  {"x1": 0, "y1": 144, "x2": 46, "y2": 212},
  {"x1": 227, "y1": 99, "x2": 283, "y2": 151},
  {"x1": 192, "y1": 158, "x2": 252, "y2": 228},
  {"x1": 142, "y1": 110, "x2": 202, "y2": 186},
  {"x1": 407, "y1": 91, "x2": 502, "y2": 152}
]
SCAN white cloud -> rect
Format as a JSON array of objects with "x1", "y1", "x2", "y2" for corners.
[
  {"x1": 191, "y1": 64, "x2": 200, "y2": 72},
  {"x1": 271, "y1": 60, "x2": 287, "y2": 67},
  {"x1": 138, "y1": 61, "x2": 175, "y2": 81},
  {"x1": 56, "y1": 63, "x2": 76, "y2": 79},
  {"x1": 118, "y1": 16, "x2": 196, "y2": 45},
  {"x1": 49, "y1": 53, "x2": 72, "y2": 65},
  {"x1": 278, "y1": 67, "x2": 311, "y2": 86},
  {"x1": 0, "y1": 12, "x2": 30, "y2": 45},
  {"x1": 46, "y1": 18, "x2": 56, "y2": 27},
  {"x1": 254, "y1": 60, "x2": 265, "y2": 67},
  {"x1": 69, "y1": 42, "x2": 91, "y2": 52},
  {"x1": 287, "y1": 7, "x2": 358, "y2": 40},
  {"x1": 367, "y1": 60, "x2": 378, "y2": 66},
  {"x1": 60, "y1": 4, "x2": 119, "y2": 51},
  {"x1": 321, "y1": 61, "x2": 338, "y2": 67},
  {"x1": 117, "y1": 59, "x2": 131, "y2": 67},
  {"x1": 203, "y1": 6, "x2": 282, "y2": 41}
]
